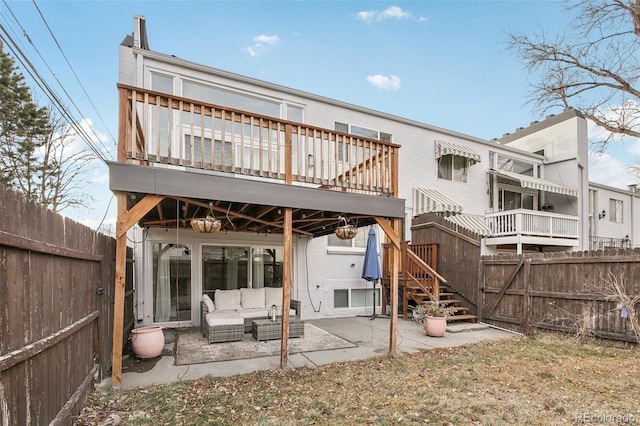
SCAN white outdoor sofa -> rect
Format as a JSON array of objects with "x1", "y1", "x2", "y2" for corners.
[{"x1": 200, "y1": 287, "x2": 301, "y2": 344}]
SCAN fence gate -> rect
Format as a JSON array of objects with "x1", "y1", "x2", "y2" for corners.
[{"x1": 479, "y1": 258, "x2": 530, "y2": 329}]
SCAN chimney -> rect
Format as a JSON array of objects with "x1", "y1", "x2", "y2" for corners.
[
  {"x1": 134, "y1": 15, "x2": 149, "y2": 50},
  {"x1": 628, "y1": 184, "x2": 639, "y2": 193}
]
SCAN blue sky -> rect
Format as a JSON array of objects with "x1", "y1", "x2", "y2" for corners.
[{"x1": 1, "y1": 0, "x2": 638, "y2": 230}]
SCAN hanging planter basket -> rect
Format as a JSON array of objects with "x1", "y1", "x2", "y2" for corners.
[
  {"x1": 190, "y1": 215, "x2": 221, "y2": 233},
  {"x1": 335, "y1": 224, "x2": 358, "y2": 240}
]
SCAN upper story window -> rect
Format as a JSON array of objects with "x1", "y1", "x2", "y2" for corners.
[
  {"x1": 438, "y1": 155, "x2": 468, "y2": 182},
  {"x1": 334, "y1": 122, "x2": 391, "y2": 142},
  {"x1": 183, "y1": 80, "x2": 282, "y2": 118},
  {"x1": 495, "y1": 154, "x2": 536, "y2": 176},
  {"x1": 609, "y1": 199, "x2": 623, "y2": 223},
  {"x1": 151, "y1": 72, "x2": 174, "y2": 93},
  {"x1": 335, "y1": 122, "x2": 392, "y2": 161},
  {"x1": 435, "y1": 140, "x2": 481, "y2": 183},
  {"x1": 286, "y1": 104, "x2": 303, "y2": 122}
]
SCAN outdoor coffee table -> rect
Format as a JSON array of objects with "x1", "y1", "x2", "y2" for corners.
[{"x1": 252, "y1": 318, "x2": 305, "y2": 341}]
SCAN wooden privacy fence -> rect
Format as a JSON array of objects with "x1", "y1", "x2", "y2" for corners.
[
  {"x1": 410, "y1": 214, "x2": 483, "y2": 314},
  {"x1": 0, "y1": 184, "x2": 133, "y2": 425},
  {"x1": 480, "y1": 249, "x2": 640, "y2": 342}
]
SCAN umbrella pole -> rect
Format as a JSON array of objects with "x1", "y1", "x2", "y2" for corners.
[{"x1": 371, "y1": 280, "x2": 377, "y2": 320}]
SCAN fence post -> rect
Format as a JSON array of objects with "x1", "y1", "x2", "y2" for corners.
[
  {"x1": 523, "y1": 258, "x2": 531, "y2": 329},
  {"x1": 477, "y1": 258, "x2": 485, "y2": 322}
]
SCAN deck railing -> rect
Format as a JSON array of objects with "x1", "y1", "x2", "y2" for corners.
[
  {"x1": 485, "y1": 209, "x2": 579, "y2": 239},
  {"x1": 589, "y1": 236, "x2": 632, "y2": 250},
  {"x1": 117, "y1": 84, "x2": 399, "y2": 196}
]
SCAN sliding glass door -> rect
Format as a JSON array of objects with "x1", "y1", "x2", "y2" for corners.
[
  {"x1": 152, "y1": 243, "x2": 192, "y2": 323},
  {"x1": 201, "y1": 245, "x2": 284, "y2": 299}
]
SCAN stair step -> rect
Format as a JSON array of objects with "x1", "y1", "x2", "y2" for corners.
[
  {"x1": 446, "y1": 314, "x2": 477, "y2": 323},
  {"x1": 439, "y1": 299, "x2": 461, "y2": 305},
  {"x1": 451, "y1": 306, "x2": 469, "y2": 313}
]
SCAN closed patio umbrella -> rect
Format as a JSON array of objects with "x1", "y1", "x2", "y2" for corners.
[{"x1": 362, "y1": 227, "x2": 382, "y2": 318}]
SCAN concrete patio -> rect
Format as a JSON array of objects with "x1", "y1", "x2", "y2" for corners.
[{"x1": 102, "y1": 316, "x2": 516, "y2": 390}]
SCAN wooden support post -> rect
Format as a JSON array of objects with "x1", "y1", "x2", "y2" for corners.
[
  {"x1": 111, "y1": 192, "x2": 127, "y2": 389},
  {"x1": 280, "y1": 126, "x2": 293, "y2": 368},
  {"x1": 374, "y1": 216, "x2": 401, "y2": 354},
  {"x1": 118, "y1": 88, "x2": 128, "y2": 163},
  {"x1": 280, "y1": 207, "x2": 292, "y2": 368},
  {"x1": 110, "y1": 194, "x2": 165, "y2": 389}
]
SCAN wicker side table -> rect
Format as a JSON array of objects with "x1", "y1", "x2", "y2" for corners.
[{"x1": 252, "y1": 318, "x2": 305, "y2": 341}]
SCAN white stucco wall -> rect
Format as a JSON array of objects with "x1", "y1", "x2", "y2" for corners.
[
  {"x1": 589, "y1": 183, "x2": 639, "y2": 248},
  {"x1": 122, "y1": 43, "x2": 621, "y2": 324}
]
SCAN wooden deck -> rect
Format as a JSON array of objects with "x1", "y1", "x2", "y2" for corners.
[{"x1": 118, "y1": 84, "x2": 399, "y2": 197}]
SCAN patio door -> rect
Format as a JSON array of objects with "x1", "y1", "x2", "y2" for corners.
[
  {"x1": 201, "y1": 245, "x2": 285, "y2": 299},
  {"x1": 152, "y1": 243, "x2": 192, "y2": 323},
  {"x1": 498, "y1": 185, "x2": 538, "y2": 211},
  {"x1": 202, "y1": 246, "x2": 250, "y2": 298}
]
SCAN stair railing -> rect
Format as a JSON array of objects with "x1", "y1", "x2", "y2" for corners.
[{"x1": 403, "y1": 246, "x2": 446, "y2": 303}]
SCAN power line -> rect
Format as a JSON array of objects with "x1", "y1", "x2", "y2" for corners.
[
  {"x1": 30, "y1": 0, "x2": 117, "y2": 149},
  {"x1": 0, "y1": 23, "x2": 109, "y2": 164},
  {"x1": 1, "y1": 0, "x2": 114, "y2": 161}
]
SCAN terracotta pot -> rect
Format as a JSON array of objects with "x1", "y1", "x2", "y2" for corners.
[
  {"x1": 424, "y1": 316, "x2": 447, "y2": 337},
  {"x1": 131, "y1": 326, "x2": 165, "y2": 358}
]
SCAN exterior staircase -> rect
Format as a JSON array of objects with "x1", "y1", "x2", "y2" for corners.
[
  {"x1": 382, "y1": 242, "x2": 477, "y2": 324},
  {"x1": 405, "y1": 283, "x2": 476, "y2": 323}
]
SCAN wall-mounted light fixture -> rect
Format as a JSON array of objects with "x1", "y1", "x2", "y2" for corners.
[{"x1": 598, "y1": 209, "x2": 606, "y2": 220}]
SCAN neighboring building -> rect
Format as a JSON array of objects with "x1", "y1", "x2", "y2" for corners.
[
  {"x1": 117, "y1": 16, "x2": 638, "y2": 328},
  {"x1": 588, "y1": 182, "x2": 638, "y2": 250}
]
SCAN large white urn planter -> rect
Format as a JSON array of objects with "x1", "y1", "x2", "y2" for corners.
[{"x1": 130, "y1": 326, "x2": 165, "y2": 358}]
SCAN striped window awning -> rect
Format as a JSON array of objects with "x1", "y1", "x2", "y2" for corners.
[
  {"x1": 413, "y1": 188, "x2": 463, "y2": 216},
  {"x1": 444, "y1": 214, "x2": 493, "y2": 236},
  {"x1": 435, "y1": 140, "x2": 481, "y2": 165},
  {"x1": 490, "y1": 169, "x2": 578, "y2": 197}
]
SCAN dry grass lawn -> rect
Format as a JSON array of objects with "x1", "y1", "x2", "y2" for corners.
[{"x1": 76, "y1": 334, "x2": 639, "y2": 425}]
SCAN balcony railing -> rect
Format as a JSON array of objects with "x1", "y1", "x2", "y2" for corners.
[
  {"x1": 589, "y1": 236, "x2": 631, "y2": 250},
  {"x1": 485, "y1": 209, "x2": 579, "y2": 240},
  {"x1": 117, "y1": 84, "x2": 399, "y2": 196}
]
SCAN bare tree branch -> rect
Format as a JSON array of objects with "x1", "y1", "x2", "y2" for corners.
[{"x1": 507, "y1": 0, "x2": 640, "y2": 150}]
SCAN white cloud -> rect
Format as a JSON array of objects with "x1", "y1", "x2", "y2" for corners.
[
  {"x1": 367, "y1": 74, "x2": 401, "y2": 91},
  {"x1": 34, "y1": 117, "x2": 110, "y2": 162},
  {"x1": 380, "y1": 6, "x2": 411, "y2": 20},
  {"x1": 246, "y1": 34, "x2": 280, "y2": 57},
  {"x1": 588, "y1": 151, "x2": 637, "y2": 189},
  {"x1": 587, "y1": 116, "x2": 640, "y2": 186},
  {"x1": 355, "y1": 6, "x2": 426, "y2": 23}
]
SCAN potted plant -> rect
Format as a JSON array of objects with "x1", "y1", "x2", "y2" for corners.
[
  {"x1": 334, "y1": 215, "x2": 357, "y2": 240},
  {"x1": 412, "y1": 301, "x2": 456, "y2": 337}
]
